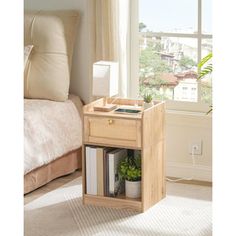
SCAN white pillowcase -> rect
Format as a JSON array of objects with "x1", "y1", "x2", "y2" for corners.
[{"x1": 24, "y1": 45, "x2": 34, "y2": 69}]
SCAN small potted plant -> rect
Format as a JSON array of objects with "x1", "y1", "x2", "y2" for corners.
[
  {"x1": 143, "y1": 93, "x2": 153, "y2": 109},
  {"x1": 118, "y1": 155, "x2": 141, "y2": 198}
]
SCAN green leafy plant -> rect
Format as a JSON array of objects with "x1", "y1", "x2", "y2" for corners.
[
  {"x1": 198, "y1": 52, "x2": 212, "y2": 80},
  {"x1": 118, "y1": 155, "x2": 141, "y2": 182},
  {"x1": 198, "y1": 52, "x2": 212, "y2": 114},
  {"x1": 143, "y1": 93, "x2": 153, "y2": 103}
]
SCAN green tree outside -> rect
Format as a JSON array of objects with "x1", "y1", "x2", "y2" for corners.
[
  {"x1": 139, "y1": 22, "x2": 147, "y2": 32},
  {"x1": 139, "y1": 43, "x2": 173, "y2": 99},
  {"x1": 179, "y1": 56, "x2": 197, "y2": 70}
]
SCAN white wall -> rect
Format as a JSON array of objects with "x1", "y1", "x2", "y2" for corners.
[
  {"x1": 165, "y1": 111, "x2": 212, "y2": 181},
  {"x1": 24, "y1": 0, "x2": 91, "y2": 103}
]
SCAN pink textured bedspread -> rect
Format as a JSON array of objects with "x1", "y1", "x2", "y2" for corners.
[{"x1": 24, "y1": 95, "x2": 83, "y2": 174}]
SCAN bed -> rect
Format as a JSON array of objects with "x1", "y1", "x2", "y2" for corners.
[
  {"x1": 24, "y1": 95, "x2": 83, "y2": 194},
  {"x1": 24, "y1": 10, "x2": 82, "y2": 194}
]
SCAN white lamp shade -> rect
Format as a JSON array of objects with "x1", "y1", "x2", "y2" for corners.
[{"x1": 92, "y1": 61, "x2": 118, "y2": 97}]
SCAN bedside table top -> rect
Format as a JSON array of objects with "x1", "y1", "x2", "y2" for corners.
[{"x1": 83, "y1": 97, "x2": 164, "y2": 119}]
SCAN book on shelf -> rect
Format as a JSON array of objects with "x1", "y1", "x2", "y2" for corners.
[
  {"x1": 85, "y1": 146, "x2": 97, "y2": 195},
  {"x1": 107, "y1": 149, "x2": 127, "y2": 197},
  {"x1": 86, "y1": 146, "x2": 113, "y2": 196},
  {"x1": 103, "y1": 147, "x2": 114, "y2": 196},
  {"x1": 85, "y1": 146, "x2": 127, "y2": 197},
  {"x1": 96, "y1": 147, "x2": 113, "y2": 196},
  {"x1": 96, "y1": 147, "x2": 104, "y2": 196}
]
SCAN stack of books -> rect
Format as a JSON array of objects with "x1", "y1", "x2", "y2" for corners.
[{"x1": 86, "y1": 146, "x2": 127, "y2": 197}]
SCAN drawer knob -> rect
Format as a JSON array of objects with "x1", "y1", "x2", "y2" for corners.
[{"x1": 108, "y1": 119, "x2": 113, "y2": 125}]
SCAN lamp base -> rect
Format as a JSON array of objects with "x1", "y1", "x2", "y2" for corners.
[{"x1": 93, "y1": 104, "x2": 117, "y2": 112}]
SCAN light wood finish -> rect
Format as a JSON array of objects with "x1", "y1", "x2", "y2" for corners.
[
  {"x1": 84, "y1": 111, "x2": 142, "y2": 119},
  {"x1": 83, "y1": 98, "x2": 105, "y2": 112},
  {"x1": 142, "y1": 103, "x2": 165, "y2": 211},
  {"x1": 94, "y1": 104, "x2": 117, "y2": 112},
  {"x1": 83, "y1": 98, "x2": 166, "y2": 212},
  {"x1": 84, "y1": 116, "x2": 141, "y2": 148},
  {"x1": 106, "y1": 97, "x2": 144, "y2": 106},
  {"x1": 83, "y1": 97, "x2": 144, "y2": 111},
  {"x1": 84, "y1": 194, "x2": 142, "y2": 211},
  {"x1": 82, "y1": 142, "x2": 142, "y2": 150},
  {"x1": 84, "y1": 97, "x2": 143, "y2": 119}
]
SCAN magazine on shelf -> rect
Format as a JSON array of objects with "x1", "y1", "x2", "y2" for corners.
[{"x1": 107, "y1": 149, "x2": 127, "y2": 197}]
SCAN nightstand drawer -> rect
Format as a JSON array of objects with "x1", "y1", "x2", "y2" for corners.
[{"x1": 84, "y1": 116, "x2": 141, "y2": 148}]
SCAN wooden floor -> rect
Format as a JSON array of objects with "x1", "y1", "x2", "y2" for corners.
[{"x1": 24, "y1": 170, "x2": 82, "y2": 205}]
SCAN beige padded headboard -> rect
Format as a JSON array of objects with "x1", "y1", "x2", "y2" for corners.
[{"x1": 24, "y1": 10, "x2": 79, "y2": 101}]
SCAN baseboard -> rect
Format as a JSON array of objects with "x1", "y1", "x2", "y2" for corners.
[{"x1": 166, "y1": 161, "x2": 212, "y2": 182}]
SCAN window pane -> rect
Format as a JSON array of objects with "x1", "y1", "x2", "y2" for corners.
[
  {"x1": 202, "y1": 0, "x2": 212, "y2": 34},
  {"x1": 201, "y1": 38, "x2": 212, "y2": 104},
  {"x1": 139, "y1": 0, "x2": 197, "y2": 33},
  {"x1": 202, "y1": 38, "x2": 212, "y2": 57},
  {"x1": 139, "y1": 36, "x2": 198, "y2": 102}
]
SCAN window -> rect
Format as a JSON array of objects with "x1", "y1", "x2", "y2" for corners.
[{"x1": 131, "y1": 0, "x2": 212, "y2": 109}]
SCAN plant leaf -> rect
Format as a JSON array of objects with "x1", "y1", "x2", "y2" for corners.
[
  {"x1": 198, "y1": 64, "x2": 212, "y2": 80},
  {"x1": 198, "y1": 52, "x2": 212, "y2": 69}
]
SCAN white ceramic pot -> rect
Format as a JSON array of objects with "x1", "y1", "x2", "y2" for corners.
[
  {"x1": 125, "y1": 180, "x2": 141, "y2": 198},
  {"x1": 143, "y1": 102, "x2": 153, "y2": 110}
]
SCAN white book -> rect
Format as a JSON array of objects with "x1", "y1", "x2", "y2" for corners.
[
  {"x1": 90, "y1": 147, "x2": 97, "y2": 195},
  {"x1": 96, "y1": 147, "x2": 104, "y2": 196},
  {"x1": 108, "y1": 149, "x2": 127, "y2": 196},
  {"x1": 86, "y1": 146, "x2": 91, "y2": 194},
  {"x1": 86, "y1": 146, "x2": 97, "y2": 195}
]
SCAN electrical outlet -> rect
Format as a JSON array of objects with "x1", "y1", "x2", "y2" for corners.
[{"x1": 189, "y1": 140, "x2": 202, "y2": 155}]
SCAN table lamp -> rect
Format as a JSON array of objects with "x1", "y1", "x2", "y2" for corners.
[{"x1": 92, "y1": 61, "x2": 119, "y2": 111}]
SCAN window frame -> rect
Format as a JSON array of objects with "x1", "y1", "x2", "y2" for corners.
[{"x1": 129, "y1": 0, "x2": 212, "y2": 112}]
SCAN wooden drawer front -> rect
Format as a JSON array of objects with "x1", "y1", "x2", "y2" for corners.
[{"x1": 84, "y1": 117, "x2": 141, "y2": 148}]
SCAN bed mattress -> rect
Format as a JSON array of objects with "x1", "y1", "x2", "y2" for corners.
[{"x1": 24, "y1": 94, "x2": 83, "y2": 175}]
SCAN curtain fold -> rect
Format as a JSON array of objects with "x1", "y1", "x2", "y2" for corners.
[
  {"x1": 95, "y1": 0, "x2": 118, "y2": 61},
  {"x1": 118, "y1": 0, "x2": 130, "y2": 97},
  {"x1": 88, "y1": 0, "x2": 131, "y2": 98}
]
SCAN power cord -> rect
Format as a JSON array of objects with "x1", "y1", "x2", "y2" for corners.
[{"x1": 166, "y1": 145, "x2": 196, "y2": 182}]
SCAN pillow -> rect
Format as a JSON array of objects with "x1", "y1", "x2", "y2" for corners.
[
  {"x1": 24, "y1": 11, "x2": 79, "y2": 101},
  {"x1": 24, "y1": 45, "x2": 34, "y2": 69}
]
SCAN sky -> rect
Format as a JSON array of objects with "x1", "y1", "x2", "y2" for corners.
[{"x1": 139, "y1": 0, "x2": 212, "y2": 34}]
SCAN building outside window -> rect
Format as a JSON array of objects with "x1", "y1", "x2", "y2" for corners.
[{"x1": 136, "y1": 0, "x2": 212, "y2": 107}]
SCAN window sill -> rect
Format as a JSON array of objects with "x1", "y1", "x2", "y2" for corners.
[
  {"x1": 165, "y1": 100, "x2": 211, "y2": 114},
  {"x1": 166, "y1": 109, "x2": 212, "y2": 118}
]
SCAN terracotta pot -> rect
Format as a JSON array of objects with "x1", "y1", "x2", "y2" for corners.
[{"x1": 125, "y1": 180, "x2": 141, "y2": 198}]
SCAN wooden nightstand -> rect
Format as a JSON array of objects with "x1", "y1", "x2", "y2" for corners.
[{"x1": 82, "y1": 98, "x2": 165, "y2": 212}]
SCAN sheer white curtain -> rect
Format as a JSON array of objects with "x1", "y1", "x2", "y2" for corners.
[
  {"x1": 87, "y1": 0, "x2": 131, "y2": 98},
  {"x1": 118, "y1": 0, "x2": 131, "y2": 97}
]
